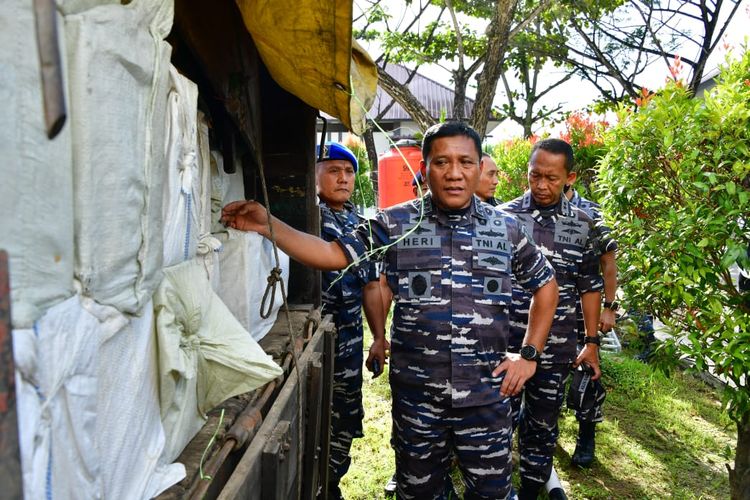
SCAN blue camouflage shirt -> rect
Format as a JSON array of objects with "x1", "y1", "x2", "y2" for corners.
[
  {"x1": 569, "y1": 190, "x2": 618, "y2": 337},
  {"x1": 569, "y1": 190, "x2": 618, "y2": 255},
  {"x1": 336, "y1": 194, "x2": 554, "y2": 408},
  {"x1": 320, "y1": 200, "x2": 379, "y2": 359},
  {"x1": 502, "y1": 192, "x2": 604, "y2": 364}
]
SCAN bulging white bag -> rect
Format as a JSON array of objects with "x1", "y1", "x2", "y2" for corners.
[
  {"x1": 13, "y1": 296, "x2": 119, "y2": 499},
  {"x1": 65, "y1": 0, "x2": 173, "y2": 313},
  {"x1": 153, "y1": 259, "x2": 283, "y2": 462},
  {"x1": 162, "y1": 66, "x2": 201, "y2": 267},
  {"x1": 0, "y1": 0, "x2": 74, "y2": 328},
  {"x1": 96, "y1": 303, "x2": 186, "y2": 499},
  {"x1": 215, "y1": 229, "x2": 289, "y2": 341}
]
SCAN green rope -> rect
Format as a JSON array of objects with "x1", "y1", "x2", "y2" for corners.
[{"x1": 199, "y1": 408, "x2": 225, "y2": 482}]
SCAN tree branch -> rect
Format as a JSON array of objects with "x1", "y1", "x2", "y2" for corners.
[{"x1": 376, "y1": 65, "x2": 435, "y2": 132}]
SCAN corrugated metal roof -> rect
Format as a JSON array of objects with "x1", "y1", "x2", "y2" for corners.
[{"x1": 372, "y1": 63, "x2": 476, "y2": 121}]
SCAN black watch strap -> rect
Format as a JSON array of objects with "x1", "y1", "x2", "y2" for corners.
[
  {"x1": 584, "y1": 335, "x2": 601, "y2": 346},
  {"x1": 603, "y1": 300, "x2": 619, "y2": 311}
]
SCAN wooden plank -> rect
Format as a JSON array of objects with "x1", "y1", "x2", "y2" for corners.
[
  {"x1": 302, "y1": 353, "x2": 323, "y2": 500},
  {"x1": 171, "y1": 0, "x2": 262, "y2": 164},
  {"x1": 218, "y1": 316, "x2": 333, "y2": 500},
  {"x1": 261, "y1": 420, "x2": 291, "y2": 500},
  {"x1": 317, "y1": 324, "x2": 337, "y2": 499},
  {"x1": 0, "y1": 251, "x2": 22, "y2": 499}
]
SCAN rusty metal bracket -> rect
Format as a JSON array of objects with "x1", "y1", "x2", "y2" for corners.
[
  {"x1": 0, "y1": 251, "x2": 22, "y2": 499},
  {"x1": 33, "y1": 0, "x2": 67, "y2": 139}
]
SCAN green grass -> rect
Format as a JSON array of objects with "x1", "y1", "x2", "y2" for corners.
[{"x1": 340, "y1": 321, "x2": 737, "y2": 499}]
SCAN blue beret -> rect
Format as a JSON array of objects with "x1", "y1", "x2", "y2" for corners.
[{"x1": 316, "y1": 141, "x2": 358, "y2": 173}]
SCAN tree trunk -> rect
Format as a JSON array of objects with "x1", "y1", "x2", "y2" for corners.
[
  {"x1": 729, "y1": 411, "x2": 750, "y2": 499},
  {"x1": 453, "y1": 70, "x2": 469, "y2": 121},
  {"x1": 362, "y1": 127, "x2": 379, "y2": 200},
  {"x1": 377, "y1": 66, "x2": 435, "y2": 132},
  {"x1": 470, "y1": 0, "x2": 517, "y2": 136}
]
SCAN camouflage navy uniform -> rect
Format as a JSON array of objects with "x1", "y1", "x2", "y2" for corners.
[
  {"x1": 501, "y1": 192, "x2": 603, "y2": 488},
  {"x1": 336, "y1": 193, "x2": 554, "y2": 499},
  {"x1": 568, "y1": 190, "x2": 617, "y2": 422},
  {"x1": 320, "y1": 200, "x2": 379, "y2": 497}
]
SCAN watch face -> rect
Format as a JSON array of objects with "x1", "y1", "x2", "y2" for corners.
[{"x1": 520, "y1": 344, "x2": 538, "y2": 361}]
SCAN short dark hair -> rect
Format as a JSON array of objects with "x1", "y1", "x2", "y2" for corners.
[
  {"x1": 422, "y1": 121, "x2": 482, "y2": 162},
  {"x1": 530, "y1": 138, "x2": 574, "y2": 173}
]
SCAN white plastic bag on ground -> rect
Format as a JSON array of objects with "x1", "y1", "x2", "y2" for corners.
[
  {"x1": 0, "y1": 0, "x2": 74, "y2": 328},
  {"x1": 215, "y1": 229, "x2": 289, "y2": 341},
  {"x1": 65, "y1": 0, "x2": 173, "y2": 313},
  {"x1": 154, "y1": 259, "x2": 283, "y2": 462}
]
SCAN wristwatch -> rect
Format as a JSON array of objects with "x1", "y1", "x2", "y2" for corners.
[
  {"x1": 520, "y1": 344, "x2": 540, "y2": 362},
  {"x1": 584, "y1": 335, "x2": 601, "y2": 346},
  {"x1": 603, "y1": 300, "x2": 620, "y2": 311}
]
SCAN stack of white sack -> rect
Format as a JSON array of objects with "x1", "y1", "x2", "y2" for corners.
[
  {"x1": 97, "y1": 301, "x2": 187, "y2": 498},
  {"x1": 64, "y1": 0, "x2": 173, "y2": 314},
  {"x1": 215, "y1": 228, "x2": 289, "y2": 342},
  {"x1": 13, "y1": 295, "x2": 184, "y2": 500},
  {"x1": 195, "y1": 112, "x2": 223, "y2": 291},
  {"x1": 0, "y1": 0, "x2": 74, "y2": 329},
  {"x1": 208, "y1": 149, "x2": 286, "y2": 342},
  {"x1": 162, "y1": 66, "x2": 221, "y2": 290},
  {"x1": 162, "y1": 66, "x2": 200, "y2": 267},
  {"x1": 154, "y1": 259, "x2": 284, "y2": 462}
]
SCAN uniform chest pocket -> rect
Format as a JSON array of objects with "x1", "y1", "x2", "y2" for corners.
[
  {"x1": 395, "y1": 249, "x2": 443, "y2": 303},
  {"x1": 471, "y1": 250, "x2": 512, "y2": 306}
]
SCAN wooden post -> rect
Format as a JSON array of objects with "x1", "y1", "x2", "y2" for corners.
[
  {"x1": 261, "y1": 420, "x2": 291, "y2": 500},
  {"x1": 317, "y1": 327, "x2": 336, "y2": 499},
  {"x1": 0, "y1": 251, "x2": 22, "y2": 499},
  {"x1": 302, "y1": 353, "x2": 323, "y2": 499}
]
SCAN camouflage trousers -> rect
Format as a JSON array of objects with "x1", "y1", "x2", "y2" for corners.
[
  {"x1": 511, "y1": 363, "x2": 572, "y2": 486},
  {"x1": 392, "y1": 393, "x2": 516, "y2": 499},
  {"x1": 327, "y1": 350, "x2": 364, "y2": 496}
]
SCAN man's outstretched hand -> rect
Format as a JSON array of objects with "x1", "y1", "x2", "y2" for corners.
[{"x1": 221, "y1": 200, "x2": 270, "y2": 236}]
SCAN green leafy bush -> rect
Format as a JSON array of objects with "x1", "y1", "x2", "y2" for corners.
[
  {"x1": 343, "y1": 135, "x2": 376, "y2": 208},
  {"x1": 560, "y1": 112, "x2": 609, "y2": 201},
  {"x1": 490, "y1": 112, "x2": 609, "y2": 203},
  {"x1": 489, "y1": 138, "x2": 532, "y2": 202},
  {"x1": 598, "y1": 50, "x2": 750, "y2": 498}
]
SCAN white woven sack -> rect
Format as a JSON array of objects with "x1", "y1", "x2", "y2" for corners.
[
  {"x1": 65, "y1": 0, "x2": 173, "y2": 313},
  {"x1": 96, "y1": 302, "x2": 186, "y2": 499},
  {"x1": 13, "y1": 295, "x2": 125, "y2": 500},
  {"x1": 162, "y1": 65, "x2": 200, "y2": 267},
  {"x1": 154, "y1": 259, "x2": 283, "y2": 462},
  {"x1": 209, "y1": 150, "x2": 246, "y2": 233},
  {"x1": 215, "y1": 229, "x2": 289, "y2": 342},
  {"x1": 196, "y1": 111, "x2": 214, "y2": 238},
  {"x1": 0, "y1": 0, "x2": 74, "y2": 328}
]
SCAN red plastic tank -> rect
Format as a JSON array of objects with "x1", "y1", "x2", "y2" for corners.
[{"x1": 377, "y1": 139, "x2": 423, "y2": 209}]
